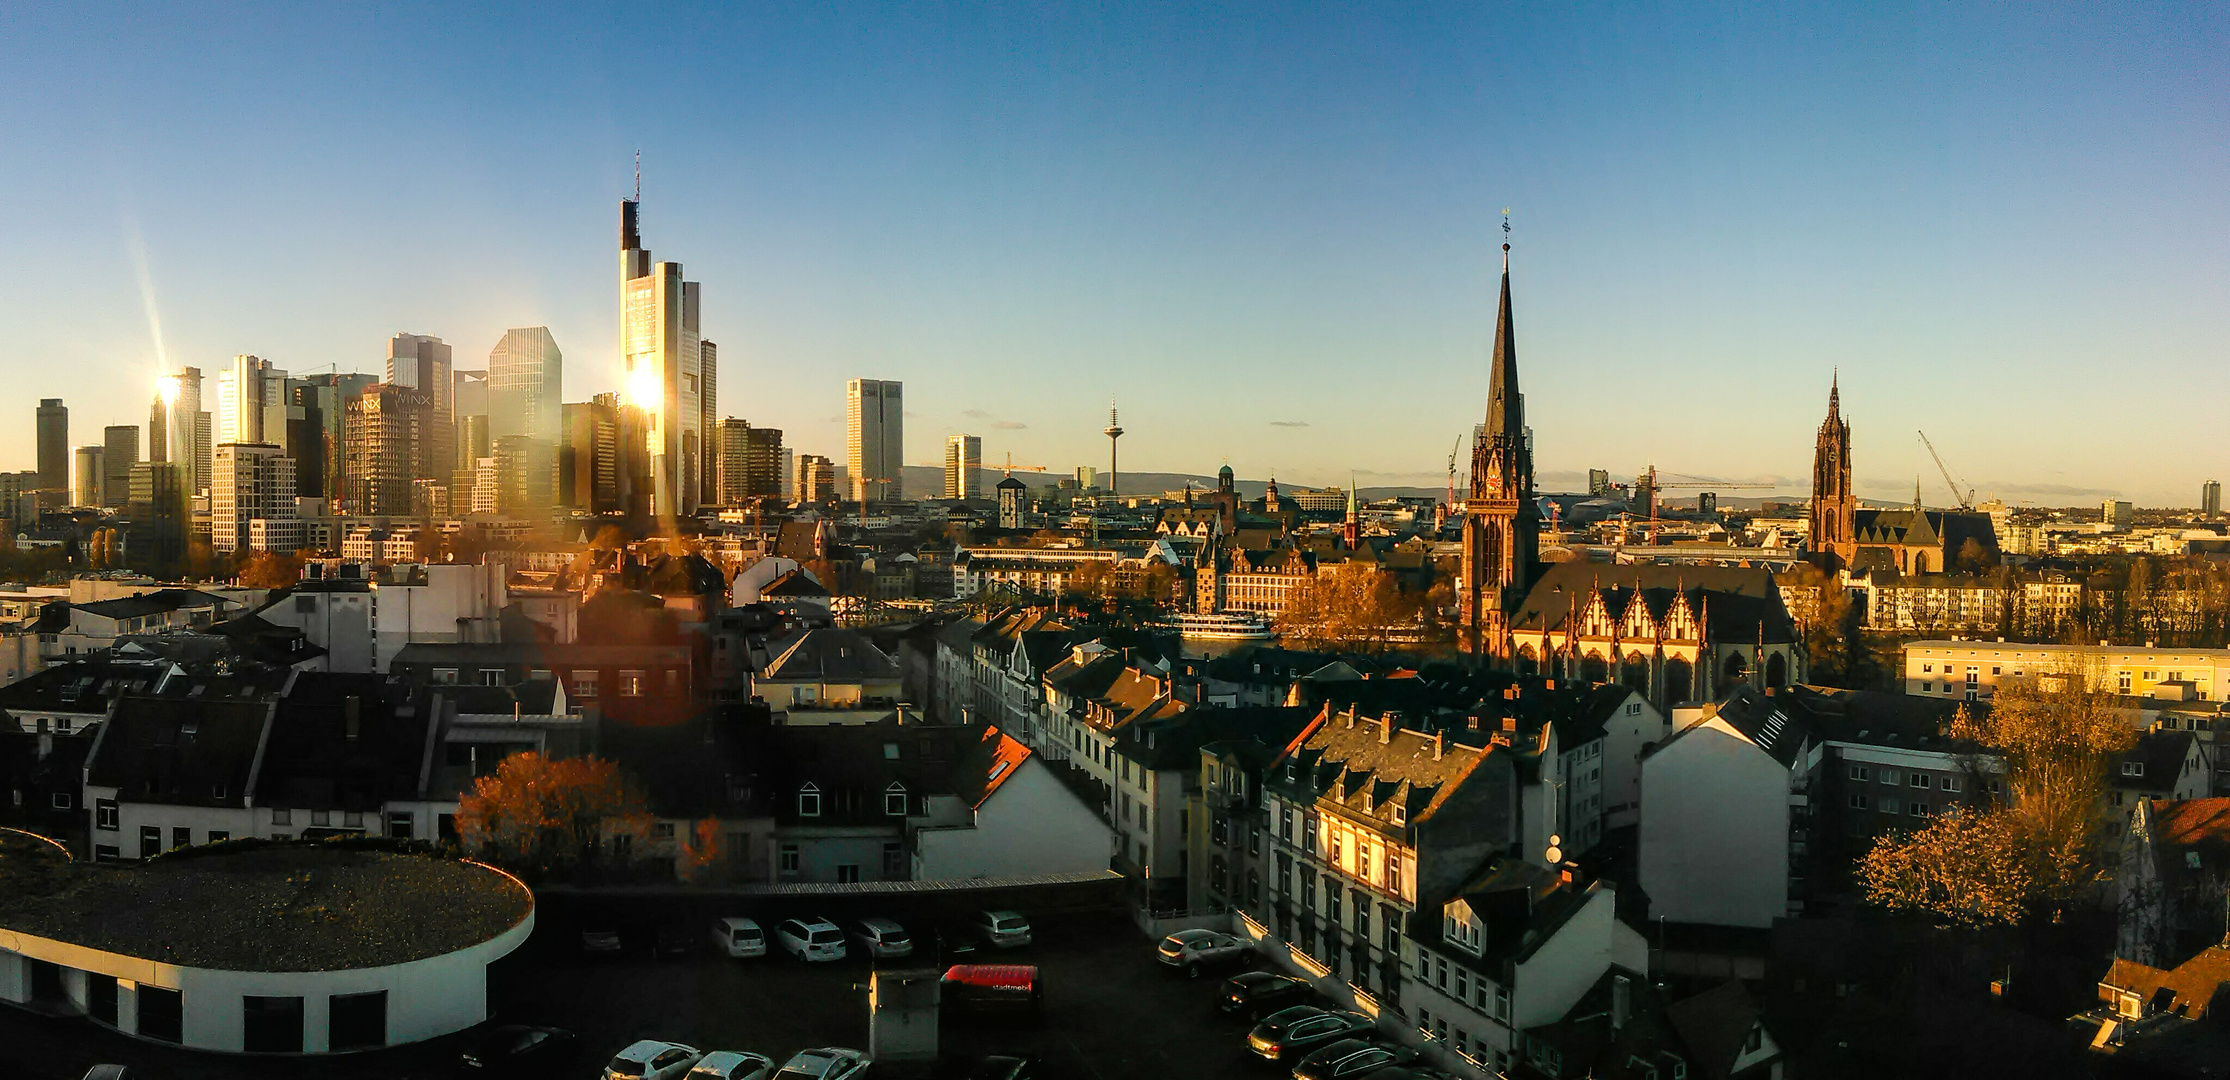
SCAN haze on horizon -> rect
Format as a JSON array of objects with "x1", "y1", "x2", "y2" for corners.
[{"x1": 0, "y1": 4, "x2": 2222, "y2": 505}]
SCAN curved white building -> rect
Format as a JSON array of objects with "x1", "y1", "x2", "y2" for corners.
[{"x1": 0, "y1": 838, "x2": 532, "y2": 1054}]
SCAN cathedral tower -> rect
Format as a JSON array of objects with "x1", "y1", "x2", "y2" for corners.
[
  {"x1": 1809, "y1": 375, "x2": 1856, "y2": 570},
  {"x1": 1460, "y1": 242, "x2": 1541, "y2": 658}
]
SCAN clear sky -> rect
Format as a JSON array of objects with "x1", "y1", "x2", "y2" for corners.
[{"x1": 2, "y1": 4, "x2": 2223, "y2": 505}]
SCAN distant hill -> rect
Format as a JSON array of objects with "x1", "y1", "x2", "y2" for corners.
[{"x1": 898, "y1": 465, "x2": 1446, "y2": 502}]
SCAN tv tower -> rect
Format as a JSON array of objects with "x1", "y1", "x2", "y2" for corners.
[{"x1": 1103, "y1": 401, "x2": 1124, "y2": 496}]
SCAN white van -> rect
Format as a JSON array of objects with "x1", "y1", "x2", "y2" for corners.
[{"x1": 713, "y1": 917, "x2": 766, "y2": 959}]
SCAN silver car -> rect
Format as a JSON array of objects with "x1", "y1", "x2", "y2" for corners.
[
  {"x1": 850, "y1": 917, "x2": 914, "y2": 959},
  {"x1": 971, "y1": 909, "x2": 1032, "y2": 948}
]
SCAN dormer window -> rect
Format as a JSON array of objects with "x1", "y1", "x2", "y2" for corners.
[
  {"x1": 885, "y1": 782, "x2": 908, "y2": 816},
  {"x1": 1391, "y1": 804, "x2": 1406, "y2": 826},
  {"x1": 2123, "y1": 762, "x2": 2145, "y2": 777},
  {"x1": 798, "y1": 782, "x2": 822, "y2": 817}
]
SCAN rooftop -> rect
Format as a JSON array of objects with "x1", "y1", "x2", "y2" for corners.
[{"x1": 0, "y1": 841, "x2": 531, "y2": 972}]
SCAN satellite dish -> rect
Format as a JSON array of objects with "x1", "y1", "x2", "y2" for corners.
[
  {"x1": 1544, "y1": 845, "x2": 1564, "y2": 864},
  {"x1": 1548, "y1": 833, "x2": 1563, "y2": 847}
]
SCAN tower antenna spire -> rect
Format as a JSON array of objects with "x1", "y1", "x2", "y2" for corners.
[{"x1": 634, "y1": 150, "x2": 641, "y2": 202}]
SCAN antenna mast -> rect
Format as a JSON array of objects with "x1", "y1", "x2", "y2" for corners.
[{"x1": 634, "y1": 150, "x2": 641, "y2": 202}]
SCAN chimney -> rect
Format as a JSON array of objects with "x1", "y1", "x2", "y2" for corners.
[
  {"x1": 344, "y1": 696, "x2": 361, "y2": 742},
  {"x1": 1379, "y1": 718, "x2": 1393, "y2": 744},
  {"x1": 1612, "y1": 975, "x2": 1632, "y2": 1033},
  {"x1": 1433, "y1": 730, "x2": 1446, "y2": 760}
]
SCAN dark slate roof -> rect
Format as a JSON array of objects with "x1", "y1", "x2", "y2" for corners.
[
  {"x1": 1780, "y1": 684, "x2": 1986, "y2": 754},
  {"x1": 1854, "y1": 507, "x2": 1997, "y2": 555},
  {"x1": 1521, "y1": 966, "x2": 1687, "y2": 1080},
  {"x1": 1648, "y1": 684, "x2": 1809, "y2": 767},
  {"x1": 2115, "y1": 730, "x2": 2199, "y2": 792},
  {"x1": 72, "y1": 589, "x2": 217, "y2": 620},
  {"x1": 761, "y1": 568, "x2": 831, "y2": 598},
  {"x1": 1664, "y1": 979, "x2": 1771, "y2": 1080},
  {"x1": 84, "y1": 696, "x2": 275, "y2": 808},
  {"x1": 760, "y1": 629, "x2": 899, "y2": 682},
  {"x1": 0, "y1": 658, "x2": 167, "y2": 715},
  {"x1": 1269, "y1": 707, "x2": 1494, "y2": 831},
  {"x1": 1439, "y1": 857, "x2": 1595, "y2": 965},
  {"x1": 1113, "y1": 706, "x2": 1315, "y2": 773},
  {"x1": 253, "y1": 673, "x2": 438, "y2": 811},
  {"x1": 446, "y1": 680, "x2": 561, "y2": 716},
  {"x1": 1511, "y1": 561, "x2": 1796, "y2": 642}
]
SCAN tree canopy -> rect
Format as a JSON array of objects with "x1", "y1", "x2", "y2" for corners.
[{"x1": 454, "y1": 753, "x2": 651, "y2": 878}]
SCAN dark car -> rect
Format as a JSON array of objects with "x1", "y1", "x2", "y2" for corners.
[
  {"x1": 458, "y1": 1024, "x2": 578, "y2": 1075},
  {"x1": 654, "y1": 924, "x2": 700, "y2": 958},
  {"x1": 1220, "y1": 971, "x2": 1315, "y2": 1020},
  {"x1": 1290, "y1": 1037, "x2": 1414, "y2": 1080},
  {"x1": 1245, "y1": 1006, "x2": 1375, "y2": 1064}
]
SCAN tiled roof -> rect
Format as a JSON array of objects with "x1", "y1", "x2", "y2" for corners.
[
  {"x1": 953, "y1": 725, "x2": 1032, "y2": 809},
  {"x1": 760, "y1": 628, "x2": 899, "y2": 683},
  {"x1": 2103, "y1": 946, "x2": 2230, "y2": 1020}
]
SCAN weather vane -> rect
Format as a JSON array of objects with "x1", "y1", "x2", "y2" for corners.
[{"x1": 1502, "y1": 207, "x2": 1511, "y2": 241}]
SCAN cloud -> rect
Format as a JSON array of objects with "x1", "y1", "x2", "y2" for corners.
[
  {"x1": 962, "y1": 408, "x2": 991, "y2": 419},
  {"x1": 994, "y1": 421, "x2": 1027, "y2": 430},
  {"x1": 1269, "y1": 420, "x2": 1310, "y2": 428}
]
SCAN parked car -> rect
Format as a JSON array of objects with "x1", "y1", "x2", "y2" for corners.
[
  {"x1": 1220, "y1": 971, "x2": 1315, "y2": 1020},
  {"x1": 687, "y1": 1050, "x2": 778, "y2": 1080},
  {"x1": 654, "y1": 924, "x2": 700, "y2": 958},
  {"x1": 775, "y1": 917, "x2": 849, "y2": 962},
  {"x1": 1158, "y1": 928, "x2": 1250, "y2": 977},
  {"x1": 713, "y1": 917, "x2": 767, "y2": 959},
  {"x1": 459, "y1": 1024, "x2": 577, "y2": 1075},
  {"x1": 1245, "y1": 1007, "x2": 1375, "y2": 1064},
  {"x1": 969, "y1": 909, "x2": 1032, "y2": 949},
  {"x1": 850, "y1": 917, "x2": 914, "y2": 959},
  {"x1": 79, "y1": 1068, "x2": 141, "y2": 1080},
  {"x1": 940, "y1": 964, "x2": 1043, "y2": 1023},
  {"x1": 1349, "y1": 1068, "x2": 1453, "y2": 1080},
  {"x1": 938, "y1": 1054, "x2": 1038, "y2": 1080},
  {"x1": 602, "y1": 1040, "x2": 704, "y2": 1080},
  {"x1": 772, "y1": 1046, "x2": 870, "y2": 1080},
  {"x1": 1290, "y1": 1037, "x2": 1414, "y2": 1080},
  {"x1": 581, "y1": 926, "x2": 624, "y2": 956}
]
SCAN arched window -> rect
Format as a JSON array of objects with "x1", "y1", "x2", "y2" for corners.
[
  {"x1": 1723, "y1": 653, "x2": 1749, "y2": 684},
  {"x1": 1766, "y1": 652, "x2": 1789, "y2": 689},
  {"x1": 798, "y1": 782, "x2": 822, "y2": 818},
  {"x1": 1621, "y1": 654, "x2": 1650, "y2": 695},
  {"x1": 1664, "y1": 658, "x2": 1693, "y2": 704},
  {"x1": 1580, "y1": 652, "x2": 1609, "y2": 684},
  {"x1": 1515, "y1": 645, "x2": 1539, "y2": 676}
]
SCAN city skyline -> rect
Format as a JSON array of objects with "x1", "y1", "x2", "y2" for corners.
[{"x1": 1, "y1": 6, "x2": 2223, "y2": 503}]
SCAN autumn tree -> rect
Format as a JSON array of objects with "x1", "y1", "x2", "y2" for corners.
[
  {"x1": 454, "y1": 753, "x2": 652, "y2": 879},
  {"x1": 1861, "y1": 668, "x2": 2135, "y2": 927},
  {"x1": 1276, "y1": 562, "x2": 1426, "y2": 652},
  {"x1": 237, "y1": 549, "x2": 308, "y2": 589}
]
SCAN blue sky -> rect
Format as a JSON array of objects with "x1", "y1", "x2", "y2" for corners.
[{"x1": 1, "y1": 4, "x2": 2223, "y2": 504}]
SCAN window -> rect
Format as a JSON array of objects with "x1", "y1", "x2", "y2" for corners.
[
  {"x1": 1304, "y1": 815, "x2": 1318, "y2": 853},
  {"x1": 479, "y1": 669, "x2": 503, "y2": 687},
  {"x1": 1910, "y1": 773, "x2": 1929, "y2": 788},
  {"x1": 1848, "y1": 765, "x2": 1870, "y2": 782},
  {"x1": 1495, "y1": 987, "x2": 1511, "y2": 1020},
  {"x1": 836, "y1": 864, "x2": 860, "y2": 884},
  {"x1": 1744, "y1": 1025, "x2": 1763, "y2": 1053},
  {"x1": 619, "y1": 670, "x2": 646, "y2": 696},
  {"x1": 1391, "y1": 803, "x2": 1405, "y2": 825},
  {"x1": 1909, "y1": 802, "x2": 1929, "y2": 817},
  {"x1": 343, "y1": 811, "x2": 363, "y2": 829},
  {"x1": 272, "y1": 807, "x2": 291, "y2": 825},
  {"x1": 1879, "y1": 797, "x2": 1901, "y2": 815},
  {"x1": 1329, "y1": 830, "x2": 1343, "y2": 866},
  {"x1": 798, "y1": 783, "x2": 822, "y2": 817},
  {"x1": 242, "y1": 995, "x2": 305, "y2": 1053},
  {"x1": 430, "y1": 667, "x2": 458, "y2": 685},
  {"x1": 1280, "y1": 806, "x2": 1294, "y2": 842},
  {"x1": 570, "y1": 671, "x2": 599, "y2": 699},
  {"x1": 51, "y1": 791, "x2": 73, "y2": 811},
  {"x1": 1878, "y1": 769, "x2": 1900, "y2": 786},
  {"x1": 96, "y1": 799, "x2": 118, "y2": 830},
  {"x1": 172, "y1": 826, "x2": 190, "y2": 848},
  {"x1": 1848, "y1": 793, "x2": 1869, "y2": 810},
  {"x1": 1923, "y1": 664, "x2": 1933, "y2": 673},
  {"x1": 2123, "y1": 762, "x2": 2145, "y2": 777},
  {"x1": 1921, "y1": 682, "x2": 1933, "y2": 692},
  {"x1": 1940, "y1": 776, "x2": 1963, "y2": 792},
  {"x1": 885, "y1": 782, "x2": 909, "y2": 816},
  {"x1": 652, "y1": 821, "x2": 676, "y2": 840},
  {"x1": 329, "y1": 991, "x2": 387, "y2": 1052},
  {"x1": 385, "y1": 812, "x2": 412, "y2": 840},
  {"x1": 883, "y1": 841, "x2": 905, "y2": 878},
  {"x1": 779, "y1": 843, "x2": 800, "y2": 874},
  {"x1": 207, "y1": 831, "x2": 229, "y2": 842}
]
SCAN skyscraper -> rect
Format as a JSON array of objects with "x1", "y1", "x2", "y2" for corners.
[
  {"x1": 2205, "y1": 480, "x2": 2222, "y2": 519},
  {"x1": 388, "y1": 333, "x2": 454, "y2": 480},
  {"x1": 944, "y1": 434, "x2": 981, "y2": 500},
  {"x1": 454, "y1": 367, "x2": 490, "y2": 473},
  {"x1": 151, "y1": 367, "x2": 212, "y2": 495},
  {"x1": 35, "y1": 399, "x2": 67, "y2": 491},
  {"x1": 211, "y1": 443, "x2": 298, "y2": 554},
  {"x1": 620, "y1": 198, "x2": 712, "y2": 517},
  {"x1": 73, "y1": 445, "x2": 104, "y2": 508},
  {"x1": 342, "y1": 384, "x2": 432, "y2": 515},
  {"x1": 846, "y1": 379, "x2": 903, "y2": 503},
  {"x1": 716, "y1": 419, "x2": 784, "y2": 504},
  {"x1": 217, "y1": 354, "x2": 288, "y2": 448},
  {"x1": 561, "y1": 399, "x2": 622, "y2": 513},
  {"x1": 489, "y1": 327, "x2": 562, "y2": 446},
  {"x1": 293, "y1": 373, "x2": 375, "y2": 502},
  {"x1": 795, "y1": 454, "x2": 836, "y2": 503},
  {"x1": 1459, "y1": 241, "x2": 1540, "y2": 660},
  {"x1": 102, "y1": 426, "x2": 138, "y2": 509},
  {"x1": 127, "y1": 461, "x2": 190, "y2": 567}
]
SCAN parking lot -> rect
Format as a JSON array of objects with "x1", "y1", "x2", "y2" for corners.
[{"x1": 0, "y1": 908, "x2": 1299, "y2": 1079}]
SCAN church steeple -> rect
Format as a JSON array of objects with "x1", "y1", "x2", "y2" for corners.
[
  {"x1": 1460, "y1": 231, "x2": 1542, "y2": 662},
  {"x1": 1484, "y1": 242, "x2": 1523, "y2": 444},
  {"x1": 1809, "y1": 374, "x2": 1857, "y2": 571}
]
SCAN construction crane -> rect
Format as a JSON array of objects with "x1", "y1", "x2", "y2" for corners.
[
  {"x1": 1916, "y1": 430, "x2": 1975, "y2": 510},
  {"x1": 1446, "y1": 435, "x2": 1464, "y2": 508},
  {"x1": 999, "y1": 452, "x2": 1049, "y2": 475},
  {"x1": 1638, "y1": 466, "x2": 1777, "y2": 544}
]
